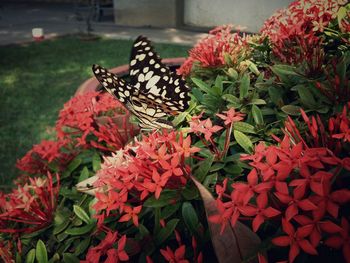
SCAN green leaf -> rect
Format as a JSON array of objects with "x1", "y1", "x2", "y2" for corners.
[
  {"x1": 65, "y1": 223, "x2": 95, "y2": 236},
  {"x1": 234, "y1": 130, "x2": 253, "y2": 153},
  {"x1": 268, "y1": 86, "x2": 284, "y2": 106},
  {"x1": 92, "y1": 153, "x2": 101, "y2": 172},
  {"x1": 247, "y1": 60, "x2": 260, "y2": 75},
  {"x1": 182, "y1": 202, "x2": 200, "y2": 235},
  {"x1": 79, "y1": 167, "x2": 89, "y2": 182},
  {"x1": 203, "y1": 172, "x2": 218, "y2": 187},
  {"x1": 281, "y1": 105, "x2": 301, "y2": 116},
  {"x1": 73, "y1": 205, "x2": 91, "y2": 224},
  {"x1": 222, "y1": 94, "x2": 241, "y2": 108},
  {"x1": 62, "y1": 253, "x2": 79, "y2": 263},
  {"x1": 191, "y1": 87, "x2": 203, "y2": 102},
  {"x1": 26, "y1": 249, "x2": 36, "y2": 263},
  {"x1": 62, "y1": 157, "x2": 82, "y2": 178},
  {"x1": 239, "y1": 74, "x2": 250, "y2": 99},
  {"x1": 296, "y1": 85, "x2": 317, "y2": 108},
  {"x1": 227, "y1": 68, "x2": 238, "y2": 79},
  {"x1": 193, "y1": 154, "x2": 215, "y2": 182},
  {"x1": 154, "y1": 219, "x2": 179, "y2": 245},
  {"x1": 172, "y1": 111, "x2": 188, "y2": 127},
  {"x1": 251, "y1": 105, "x2": 264, "y2": 125},
  {"x1": 74, "y1": 238, "x2": 91, "y2": 256},
  {"x1": 49, "y1": 253, "x2": 60, "y2": 263},
  {"x1": 53, "y1": 218, "x2": 70, "y2": 235},
  {"x1": 181, "y1": 185, "x2": 199, "y2": 200},
  {"x1": 271, "y1": 64, "x2": 300, "y2": 84},
  {"x1": 248, "y1": 99, "x2": 266, "y2": 105},
  {"x1": 161, "y1": 203, "x2": 181, "y2": 219},
  {"x1": 191, "y1": 78, "x2": 212, "y2": 94},
  {"x1": 144, "y1": 190, "x2": 178, "y2": 208},
  {"x1": 233, "y1": 121, "x2": 256, "y2": 134},
  {"x1": 36, "y1": 240, "x2": 48, "y2": 263}
]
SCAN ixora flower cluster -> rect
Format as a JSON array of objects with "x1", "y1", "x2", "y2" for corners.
[{"x1": 1, "y1": 0, "x2": 350, "y2": 262}]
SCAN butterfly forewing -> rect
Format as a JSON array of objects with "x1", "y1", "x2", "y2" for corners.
[{"x1": 129, "y1": 36, "x2": 190, "y2": 112}]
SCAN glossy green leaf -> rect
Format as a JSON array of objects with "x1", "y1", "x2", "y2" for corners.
[
  {"x1": 239, "y1": 74, "x2": 250, "y2": 99},
  {"x1": 182, "y1": 202, "x2": 200, "y2": 235},
  {"x1": 234, "y1": 130, "x2": 253, "y2": 153},
  {"x1": 65, "y1": 223, "x2": 95, "y2": 235},
  {"x1": 251, "y1": 105, "x2": 264, "y2": 125},
  {"x1": 73, "y1": 205, "x2": 91, "y2": 224},
  {"x1": 222, "y1": 94, "x2": 241, "y2": 108},
  {"x1": 154, "y1": 219, "x2": 179, "y2": 245},
  {"x1": 233, "y1": 122, "x2": 256, "y2": 134},
  {"x1": 36, "y1": 240, "x2": 48, "y2": 263},
  {"x1": 26, "y1": 249, "x2": 36, "y2": 263},
  {"x1": 248, "y1": 99, "x2": 266, "y2": 105}
]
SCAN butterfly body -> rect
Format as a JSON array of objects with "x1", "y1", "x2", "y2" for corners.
[{"x1": 92, "y1": 36, "x2": 190, "y2": 129}]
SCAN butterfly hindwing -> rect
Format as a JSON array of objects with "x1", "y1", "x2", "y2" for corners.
[{"x1": 129, "y1": 36, "x2": 190, "y2": 112}]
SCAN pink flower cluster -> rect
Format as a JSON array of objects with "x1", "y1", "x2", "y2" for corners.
[{"x1": 92, "y1": 130, "x2": 200, "y2": 227}]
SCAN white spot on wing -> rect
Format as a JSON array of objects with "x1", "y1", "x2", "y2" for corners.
[
  {"x1": 146, "y1": 75, "x2": 161, "y2": 90},
  {"x1": 138, "y1": 73, "x2": 145, "y2": 82},
  {"x1": 145, "y1": 71, "x2": 153, "y2": 81},
  {"x1": 130, "y1": 59, "x2": 137, "y2": 66}
]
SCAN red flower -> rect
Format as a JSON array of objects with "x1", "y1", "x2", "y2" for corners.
[
  {"x1": 325, "y1": 217, "x2": 350, "y2": 263},
  {"x1": 143, "y1": 169, "x2": 170, "y2": 199},
  {"x1": 83, "y1": 231, "x2": 129, "y2": 263},
  {"x1": 216, "y1": 107, "x2": 245, "y2": 126},
  {"x1": 272, "y1": 218, "x2": 318, "y2": 263},
  {"x1": 173, "y1": 136, "x2": 200, "y2": 158},
  {"x1": 160, "y1": 154, "x2": 184, "y2": 178},
  {"x1": 119, "y1": 205, "x2": 142, "y2": 227},
  {"x1": 275, "y1": 185, "x2": 317, "y2": 221},
  {"x1": 160, "y1": 245, "x2": 189, "y2": 263},
  {"x1": 249, "y1": 193, "x2": 281, "y2": 232},
  {"x1": 0, "y1": 173, "x2": 59, "y2": 234},
  {"x1": 232, "y1": 169, "x2": 273, "y2": 204}
]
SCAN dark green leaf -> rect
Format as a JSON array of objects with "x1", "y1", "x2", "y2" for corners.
[
  {"x1": 296, "y1": 85, "x2": 317, "y2": 108},
  {"x1": 222, "y1": 94, "x2": 241, "y2": 108},
  {"x1": 144, "y1": 190, "x2": 178, "y2": 208},
  {"x1": 248, "y1": 99, "x2": 266, "y2": 105},
  {"x1": 181, "y1": 185, "x2": 199, "y2": 200},
  {"x1": 73, "y1": 205, "x2": 91, "y2": 224},
  {"x1": 74, "y1": 238, "x2": 91, "y2": 256},
  {"x1": 62, "y1": 253, "x2": 79, "y2": 263},
  {"x1": 36, "y1": 240, "x2": 48, "y2": 263},
  {"x1": 65, "y1": 223, "x2": 95, "y2": 235},
  {"x1": 182, "y1": 202, "x2": 200, "y2": 235},
  {"x1": 79, "y1": 167, "x2": 89, "y2": 182},
  {"x1": 53, "y1": 219, "x2": 70, "y2": 235},
  {"x1": 154, "y1": 219, "x2": 179, "y2": 245},
  {"x1": 193, "y1": 154, "x2": 215, "y2": 182},
  {"x1": 62, "y1": 157, "x2": 82, "y2": 178},
  {"x1": 161, "y1": 203, "x2": 181, "y2": 219},
  {"x1": 203, "y1": 173, "x2": 218, "y2": 187}
]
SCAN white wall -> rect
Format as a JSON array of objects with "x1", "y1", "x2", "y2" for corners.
[{"x1": 184, "y1": 0, "x2": 294, "y2": 33}]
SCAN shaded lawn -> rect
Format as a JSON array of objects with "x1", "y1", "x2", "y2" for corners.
[{"x1": 0, "y1": 36, "x2": 190, "y2": 186}]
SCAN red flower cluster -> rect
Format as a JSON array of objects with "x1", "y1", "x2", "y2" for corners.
[
  {"x1": 177, "y1": 25, "x2": 252, "y2": 76},
  {"x1": 211, "y1": 130, "x2": 350, "y2": 262},
  {"x1": 92, "y1": 130, "x2": 199, "y2": 227},
  {"x1": 261, "y1": 0, "x2": 344, "y2": 69},
  {"x1": 56, "y1": 91, "x2": 137, "y2": 150},
  {"x1": 16, "y1": 139, "x2": 73, "y2": 176},
  {"x1": 82, "y1": 231, "x2": 129, "y2": 263},
  {"x1": 0, "y1": 173, "x2": 59, "y2": 234}
]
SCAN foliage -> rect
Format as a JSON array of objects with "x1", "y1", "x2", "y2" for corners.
[{"x1": 1, "y1": 1, "x2": 350, "y2": 263}]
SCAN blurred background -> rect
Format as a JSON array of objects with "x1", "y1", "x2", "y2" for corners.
[{"x1": 0, "y1": 0, "x2": 293, "y2": 186}]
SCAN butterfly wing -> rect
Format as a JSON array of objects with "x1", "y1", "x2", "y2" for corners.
[
  {"x1": 128, "y1": 36, "x2": 190, "y2": 113},
  {"x1": 92, "y1": 64, "x2": 173, "y2": 129}
]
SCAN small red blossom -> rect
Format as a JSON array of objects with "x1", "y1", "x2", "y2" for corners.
[
  {"x1": 160, "y1": 245, "x2": 190, "y2": 263},
  {"x1": 216, "y1": 107, "x2": 245, "y2": 126},
  {"x1": 119, "y1": 205, "x2": 142, "y2": 227},
  {"x1": 272, "y1": 218, "x2": 318, "y2": 263}
]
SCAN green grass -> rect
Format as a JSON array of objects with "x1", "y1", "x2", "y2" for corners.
[{"x1": 0, "y1": 36, "x2": 190, "y2": 186}]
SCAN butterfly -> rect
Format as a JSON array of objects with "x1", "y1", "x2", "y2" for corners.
[{"x1": 92, "y1": 35, "x2": 190, "y2": 129}]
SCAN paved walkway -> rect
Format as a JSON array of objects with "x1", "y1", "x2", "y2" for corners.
[{"x1": 0, "y1": 2, "x2": 208, "y2": 46}]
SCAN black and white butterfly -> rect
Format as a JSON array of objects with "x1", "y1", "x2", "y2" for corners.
[{"x1": 92, "y1": 36, "x2": 190, "y2": 129}]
